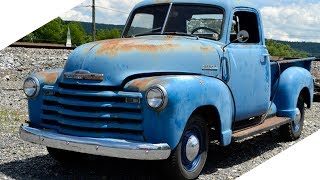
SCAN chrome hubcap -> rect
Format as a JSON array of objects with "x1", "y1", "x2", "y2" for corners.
[
  {"x1": 294, "y1": 108, "x2": 301, "y2": 125},
  {"x1": 185, "y1": 135, "x2": 200, "y2": 162}
]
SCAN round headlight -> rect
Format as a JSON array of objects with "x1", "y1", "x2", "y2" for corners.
[
  {"x1": 146, "y1": 85, "x2": 168, "y2": 111},
  {"x1": 23, "y1": 77, "x2": 40, "y2": 98}
]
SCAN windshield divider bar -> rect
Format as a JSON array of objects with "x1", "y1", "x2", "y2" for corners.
[{"x1": 161, "y1": 3, "x2": 173, "y2": 34}]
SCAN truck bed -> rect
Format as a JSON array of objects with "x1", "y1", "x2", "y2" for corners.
[
  {"x1": 270, "y1": 56, "x2": 316, "y2": 64},
  {"x1": 270, "y1": 57, "x2": 320, "y2": 102}
]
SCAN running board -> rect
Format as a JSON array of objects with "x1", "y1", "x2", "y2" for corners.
[{"x1": 232, "y1": 116, "x2": 291, "y2": 141}]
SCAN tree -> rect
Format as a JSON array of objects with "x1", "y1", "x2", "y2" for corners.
[
  {"x1": 266, "y1": 39, "x2": 309, "y2": 58},
  {"x1": 33, "y1": 18, "x2": 66, "y2": 44},
  {"x1": 96, "y1": 28, "x2": 121, "y2": 41},
  {"x1": 67, "y1": 22, "x2": 88, "y2": 46},
  {"x1": 19, "y1": 18, "x2": 91, "y2": 46},
  {"x1": 21, "y1": 33, "x2": 37, "y2": 42}
]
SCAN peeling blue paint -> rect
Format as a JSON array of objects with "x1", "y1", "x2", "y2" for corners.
[{"x1": 25, "y1": 0, "x2": 316, "y2": 153}]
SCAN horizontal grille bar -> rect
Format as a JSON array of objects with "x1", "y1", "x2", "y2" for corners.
[
  {"x1": 41, "y1": 114, "x2": 143, "y2": 131},
  {"x1": 59, "y1": 81, "x2": 122, "y2": 91},
  {"x1": 42, "y1": 105, "x2": 143, "y2": 121},
  {"x1": 43, "y1": 96, "x2": 142, "y2": 110},
  {"x1": 43, "y1": 86, "x2": 142, "y2": 98}
]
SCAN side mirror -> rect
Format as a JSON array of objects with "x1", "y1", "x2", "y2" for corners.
[
  {"x1": 237, "y1": 30, "x2": 249, "y2": 43},
  {"x1": 222, "y1": 30, "x2": 250, "y2": 52}
]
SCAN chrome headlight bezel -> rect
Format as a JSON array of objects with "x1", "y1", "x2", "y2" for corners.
[
  {"x1": 145, "y1": 85, "x2": 168, "y2": 111},
  {"x1": 23, "y1": 77, "x2": 40, "y2": 98}
]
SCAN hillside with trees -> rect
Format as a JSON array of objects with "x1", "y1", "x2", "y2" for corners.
[
  {"x1": 274, "y1": 40, "x2": 320, "y2": 58},
  {"x1": 73, "y1": 21, "x2": 125, "y2": 34},
  {"x1": 19, "y1": 19, "x2": 319, "y2": 58},
  {"x1": 266, "y1": 40, "x2": 309, "y2": 58},
  {"x1": 19, "y1": 18, "x2": 122, "y2": 46}
]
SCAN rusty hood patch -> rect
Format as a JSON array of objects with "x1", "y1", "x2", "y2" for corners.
[
  {"x1": 37, "y1": 71, "x2": 60, "y2": 85},
  {"x1": 95, "y1": 38, "x2": 181, "y2": 56},
  {"x1": 64, "y1": 36, "x2": 222, "y2": 86}
]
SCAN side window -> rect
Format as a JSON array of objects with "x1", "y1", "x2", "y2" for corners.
[{"x1": 230, "y1": 11, "x2": 260, "y2": 43}]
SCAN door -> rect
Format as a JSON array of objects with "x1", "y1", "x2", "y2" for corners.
[{"x1": 225, "y1": 9, "x2": 271, "y2": 121}]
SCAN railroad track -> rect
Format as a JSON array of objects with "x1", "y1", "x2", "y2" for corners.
[{"x1": 10, "y1": 42, "x2": 75, "y2": 50}]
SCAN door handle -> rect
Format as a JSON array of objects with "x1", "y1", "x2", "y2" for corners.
[{"x1": 261, "y1": 53, "x2": 270, "y2": 64}]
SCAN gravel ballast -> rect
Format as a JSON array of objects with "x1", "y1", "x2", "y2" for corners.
[{"x1": 0, "y1": 47, "x2": 319, "y2": 179}]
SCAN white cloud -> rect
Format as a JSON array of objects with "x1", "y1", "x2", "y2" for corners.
[
  {"x1": 261, "y1": 3, "x2": 320, "y2": 42},
  {"x1": 60, "y1": 9, "x2": 91, "y2": 22},
  {"x1": 60, "y1": 0, "x2": 142, "y2": 25},
  {"x1": 94, "y1": 0, "x2": 142, "y2": 24},
  {"x1": 97, "y1": 0, "x2": 140, "y2": 11}
]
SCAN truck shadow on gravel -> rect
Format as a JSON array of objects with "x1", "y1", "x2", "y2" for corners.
[
  {"x1": 203, "y1": 130, "x2": 283, "y2": 176},
  {"x1": 0, "y1": 130, "x2": 284, "y2": 179}
]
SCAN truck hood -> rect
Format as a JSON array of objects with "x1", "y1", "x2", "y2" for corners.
[{"x1": 64, "y1": 36, "x2": 222, "y2": 86}]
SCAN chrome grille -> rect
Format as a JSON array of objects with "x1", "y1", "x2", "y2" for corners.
[{"x1": 40, "y1": 83, "x2": 144, "y2": 141}]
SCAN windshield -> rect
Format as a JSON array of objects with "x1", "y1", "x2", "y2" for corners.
[{"x1": 123, "y1": 4, "x2": 224, "y2": 40}]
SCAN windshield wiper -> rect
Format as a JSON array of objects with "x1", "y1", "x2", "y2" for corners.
[
  {"x1": 132, "y1": 27, "x2": 163, "y2": 37},
  {"x1": 163, "y1": 32, "x2": 199, "y2": 39}
]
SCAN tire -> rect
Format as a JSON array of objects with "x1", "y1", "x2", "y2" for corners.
[
  {"x1": 47, "y1": 147, "x2": 84, "y2": 165},
  {"x1": 280, "y1": 96, "x2": 305, "y2": 141},
  {"x1": 165, "y1": 115, "x2": 208, "y2": 180}
]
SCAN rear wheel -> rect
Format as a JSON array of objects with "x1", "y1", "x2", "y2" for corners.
[
  {"x1": 280, "y1": 96, "x2": 305, "y2": 141},
  {"x1": 165, "y1": 115, "x2": 208, "y2": 180}
]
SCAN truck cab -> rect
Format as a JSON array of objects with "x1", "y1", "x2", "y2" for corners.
[{"x1": 20, "y1": 0, "x2": 315, "y2": 179}]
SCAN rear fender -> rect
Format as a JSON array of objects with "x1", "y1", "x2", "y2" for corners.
[
  {"x1": 125, "y1": 75, "x2": 235, "y2": 149},
  {"x1": 274, "y1": 67, "x2": 314, "y2": 120}
]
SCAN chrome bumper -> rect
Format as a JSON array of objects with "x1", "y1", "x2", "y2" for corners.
[{"x1": 19, "y1": 126, "x2": 171, "y2": 160}]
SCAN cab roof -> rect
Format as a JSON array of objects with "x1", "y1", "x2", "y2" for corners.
[{"x1": 134, "y1": 0, "x2": 257, "y2": 11}]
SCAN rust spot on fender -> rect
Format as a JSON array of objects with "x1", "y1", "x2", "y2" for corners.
[
  {"x1": 127, "y1": 76, "x2": 172, "y2": 91},
  {"x1": 200, "y1": 46, "x2": 215, "y2": 53},
  {"x1": 129, "y1": 77, "x2": 158, "y2": 91},
  {"x1": 95, "y1": 38, "x2": 180, "y2": 56},
  {"x1": 37, "y1": 72, "x2": 60, "y2": 85}
]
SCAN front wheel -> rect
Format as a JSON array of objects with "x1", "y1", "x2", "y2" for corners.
[
  {"x1": 280, "y1": 96, "x2": 305, "y2": 141},
  {"x1": 165, "y1": 115, "x2": 208, "y2": 180}
]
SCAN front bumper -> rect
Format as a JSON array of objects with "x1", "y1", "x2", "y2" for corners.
[{"x1": 19, "y1": 126, "x2": 171, "y2": 160}]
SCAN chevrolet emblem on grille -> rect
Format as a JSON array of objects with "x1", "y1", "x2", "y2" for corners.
[{"x1": 64, "y1": 70, "x2": 104, "y2": 81}]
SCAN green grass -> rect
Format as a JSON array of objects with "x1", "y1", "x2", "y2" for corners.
[
  {"x1": 0, "y1": 110, "x2": 24, "y2": 122},
  {"x1": 0, "y1": 110, "x2": 26, "y2": 133}
]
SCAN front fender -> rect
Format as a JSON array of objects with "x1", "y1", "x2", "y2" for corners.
[
  {"x1": 125, "y1": 75, "x2": 235, "y2": 149},
  {"x1": 274, "y1": 67, "x2": 314, "y2": 120},
  {"x1": 27, "y1": 69, "x2": 63, "y2": 125}
]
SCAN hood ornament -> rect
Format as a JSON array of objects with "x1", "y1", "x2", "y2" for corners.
[{"x1": 64, "y1": 70, "x2": 104, "y2": 81}]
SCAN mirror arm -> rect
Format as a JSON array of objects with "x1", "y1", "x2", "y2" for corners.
[
  {"x1": 222, "y1": 36, "x2": 243, "y2": 52},
  {"x1": 222, "y1": 42, "x2": 231, "y2": 52},
  {"x1": 222, "y1": 30, "x2": 249, "y2": 52}
]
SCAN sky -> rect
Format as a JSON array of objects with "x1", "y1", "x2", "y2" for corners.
[{"x1": 60, "y1": 0, "x2": 320, "y2": 43}]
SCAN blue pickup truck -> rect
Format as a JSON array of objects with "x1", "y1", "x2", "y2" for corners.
[{"x1": 20, "y1": 0, "x2": 318, "y2": 179}]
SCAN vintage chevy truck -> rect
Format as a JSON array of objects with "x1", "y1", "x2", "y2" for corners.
[{"x1": 20, "y1": 0, "x2": 318, "y2": 179}]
